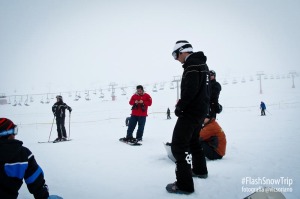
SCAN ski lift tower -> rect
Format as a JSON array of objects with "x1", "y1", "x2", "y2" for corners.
[
  {"x1": 172, "y1": 76, "x2": 181, "y2": 101},
  {"x1": 256, "y1": 71, "x2": 264, "y2": 94},
  {"x1": 289, "y1": 71, "x2": 297, "y2": 88},
  {"x1": 109, "y1": 82, "x2": 117, "y2": 101}
]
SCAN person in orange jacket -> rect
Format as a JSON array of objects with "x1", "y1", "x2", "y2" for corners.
[{"x1": 199, "y1": 117, "x2": 226, "y2": 160}]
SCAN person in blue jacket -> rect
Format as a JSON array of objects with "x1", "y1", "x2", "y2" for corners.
[
  {"x1": 0, "y1": 118, "x2": 61, "y2": 199},
  {"x1": 260, "y1": 101, "x2": 266, "y2": 116}
]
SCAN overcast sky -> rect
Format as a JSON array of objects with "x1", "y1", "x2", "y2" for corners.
[{"x1": 1, "y1": 0, "x2": 299, "y2": 95}]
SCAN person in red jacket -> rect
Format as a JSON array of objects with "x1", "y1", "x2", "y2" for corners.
[
  {"x1": 199, "y1": 117, "x2": 226, "y2": 160},
  {"x1": 121, "y1": 85, "x2": 152, "y2": 142}
]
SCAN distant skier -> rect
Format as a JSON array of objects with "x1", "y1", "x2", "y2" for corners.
[
  {"x1": 167, "y1": 108, "x2": 171, "y2": 119},
  {"x1": 52, "y1": 95, "x2": 72, "y2": 142},
  {"x1": 0, "y1": 118, "x2": 53, "y2": 199},
  {"x1": 209, "y1": 70, "x2": 222, "y2": 119},
  {"x1": 199, "y1": 117, "x2": 226, "y2": 160},
  {"x1": 260, "y1": 101, "x2": 266, "y2": 116},
  {"x1": 120, "y1": 85, "x2": 152, "y2": 143},
  {"x1": 166, "y1": 40, "x2": 209, "y2": 194}
]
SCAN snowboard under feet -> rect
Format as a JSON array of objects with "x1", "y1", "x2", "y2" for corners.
[{"x1": 119, "y1": 138, "x2": 142, "y2": 146}]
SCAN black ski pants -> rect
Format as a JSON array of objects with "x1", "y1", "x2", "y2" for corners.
[
  {"x1": 202, "y1": 141, "x2": 223, "y2": 160},
  {"x1": 171, "y1": 116, "x2": 207, "y2": 192},
  {"x1": 56, "y1": 117, "x2": 67, "y2": 138}
]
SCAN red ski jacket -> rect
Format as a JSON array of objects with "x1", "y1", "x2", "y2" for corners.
[{"x1": 129, "y1": 92, "x2": 152, "y2": 116}]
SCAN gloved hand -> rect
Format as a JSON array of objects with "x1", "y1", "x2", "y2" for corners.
[
  {"x1": 174, "y1": 106, "x2": 184, "y2": 117},
  {"x1": 69, "y1": 107, "x2": 72, "y2": 112}
]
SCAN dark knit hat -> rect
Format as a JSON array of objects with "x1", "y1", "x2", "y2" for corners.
[
  {"x1": 56, "y1": 95, "x2": 63, "y2": 101},
  {"x1": 210, "y1": 70, "x2": 216, "y2": 76},
  {"x1": 0, "y1": 118, "x2": 17, "y2": 137}
]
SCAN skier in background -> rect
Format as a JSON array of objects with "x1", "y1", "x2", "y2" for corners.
[
  {"x1": 0, "y1": 118, "x2": 62, "y2": 199},
  {"x1": 260, "y1": 101, "x2": 266, "y2": 116},
  {"x1": 167, "y1": 108, "x2": 171, "y2": 119},
  {"x1": 52, "y1": 95, "x2": 72, "y2": 142},
  {"x1": 209, "y1": 70, "x2": 222, "y2": 119}
]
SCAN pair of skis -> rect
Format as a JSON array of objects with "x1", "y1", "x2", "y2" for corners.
[{"x1": 38, "y1": 139, "x2": 72, "y2": 144}]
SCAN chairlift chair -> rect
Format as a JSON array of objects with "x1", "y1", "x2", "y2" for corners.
[
  {"x1": 152, "y1": 85, "x2": 158, "y2": 92},
  {"x1": 85, "y1": 92, "x2": 91, "y2": 101},
  {"x1": 170, "y1": 82, "x2": 174, "y2": 89},
  {"x1": 159, "y1": 83, "x2": 164, "y2": 90},
  {"x1": 121, "y1": 88, "x2": 126, "y2": 96},
  {"x1": 12, "y1": 99, "x2": 17, "y2": 106}
]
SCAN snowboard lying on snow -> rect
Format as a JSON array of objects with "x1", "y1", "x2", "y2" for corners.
[
  {"x1": 163, "y1": 142, "x2": 176, "y2": 162},
  {"x1": 243, "y1": 187, "x2": 286, "y2": 199}
]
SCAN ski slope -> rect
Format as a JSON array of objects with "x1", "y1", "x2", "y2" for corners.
[{"x1": 1, "y1": 76, "x2": 299, "y2": 199}]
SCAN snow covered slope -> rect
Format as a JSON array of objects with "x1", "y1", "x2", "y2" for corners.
[{"x1": 1, "y1": 76, "x2": 299, "y2": 199}]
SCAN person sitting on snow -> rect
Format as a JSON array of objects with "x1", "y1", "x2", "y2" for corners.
[
  {"x1": 0, "y1": 118, "x2": 59, "y2": 199},
  {"x1": 199, "y1": 117, "x2": 226, "y2": 160}
]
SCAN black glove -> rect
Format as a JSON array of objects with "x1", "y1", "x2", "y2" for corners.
[
  {"x1": 174, "y1": 106, "x2": 184, "y2": 117},
  {"x1": 131, "y1": 103, "x2": 138, "y2": 110},
  {"x1": 69, "y1": 107, "x2": 72, "y2": 112},
  {"x1": 141, "y1": 103, "x2": 145, "y2": 112}
]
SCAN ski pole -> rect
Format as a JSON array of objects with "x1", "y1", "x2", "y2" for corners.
[
  {"x1": 48, "y1": 116, "x2": 55, "y2": 142},
  {"x1": 68, "y1": 112, "x2": 71, "y2": 139},
  {"x1": 266, "y1": 109, "x2": 272, "y2": 115}
]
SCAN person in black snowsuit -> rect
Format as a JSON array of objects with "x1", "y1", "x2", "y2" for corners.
[
  {"x1": 0, "y1": 118, "x2": 50, "y2": 199},
  {"x1": 209, "y1": 70, "x2": 222, "y2": 119},
  {"x1": 52, "y1": 95, "x2": 72, "y2": 142},
  {"x1": 166, "y1": 40, "x2": 209, "y2": 194},
  {"x1": 167, "y1": 108, "x2": 171, "y2": 119}
]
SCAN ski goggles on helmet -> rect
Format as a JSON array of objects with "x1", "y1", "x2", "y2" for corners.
[
  {"x1": 172, "y1": 49, "x2": 180, "y2": 60},
  {"x1": 0, "y1": 125, "x2": 18, "y2": 137}
]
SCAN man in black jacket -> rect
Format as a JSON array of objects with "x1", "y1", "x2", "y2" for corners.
[
  {"x1": 209, "y1": 70, "x2": 222, "y2": 119},
  {"x1": 0, "y1": 118, "x2": 50, "y2": 199},
  {"x1": 166, "y1": 40, "x2": 209, "y2": 194},
  {"x1": 52, "y1": 95, "x2": 72, "y2": 142}
]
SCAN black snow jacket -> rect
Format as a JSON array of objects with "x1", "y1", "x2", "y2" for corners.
[
  {"x1": 0, "y1": 139, "x2": 49, "y2": 199},
  {"x1": 52, "y1": 101, "x2": 72, "y2": 118},
  {"x1": 210, "y1": 79, "x2": 221, "y2": 104},
  {"x1": 176, "y1": 51, "x2": 210, "y2": 120}
]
